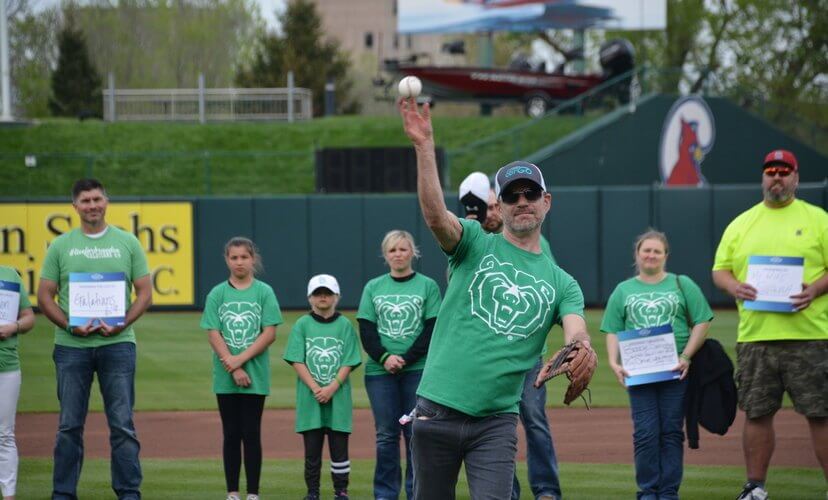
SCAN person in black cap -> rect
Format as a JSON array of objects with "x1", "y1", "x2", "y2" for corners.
[
  {"x1": 398, "y1": 98, "x2": 592, "y2": 500},
  {"x1": 712, "y1": 149, "x2": 828, "y2": 500},
  {"x1": 458, "y1": 172, "x2": 562, "y2": 500}
]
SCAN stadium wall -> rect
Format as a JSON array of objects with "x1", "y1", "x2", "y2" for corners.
[{"x1": 4, "y1": 185, "x2": 826, "y2": 310}]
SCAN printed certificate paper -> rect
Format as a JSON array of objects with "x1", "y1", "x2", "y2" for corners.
[
  {"x1": 69, "y1": 272, "x2": 126, "y2": 327},
  {"x1": 0, "y1": 280, "x2": 21, "y2": 326},
  {"x1": 744, "y1": 256, "x2": 804, "y2": 313},
  {"x1": 618, "y1": 324, "x2": 680, "y2": 386}
]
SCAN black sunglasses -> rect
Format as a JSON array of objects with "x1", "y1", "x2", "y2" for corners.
[{"x1": 500, "y1": 188, "x2": 543, "y2": 205}]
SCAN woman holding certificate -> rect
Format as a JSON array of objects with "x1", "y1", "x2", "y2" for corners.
[
  {"x1": 601, "y1": 230, "x2": 713, "y2": 500},
  {"x1": 0, "y1": 266, "x2": 36, "y2": 500}
]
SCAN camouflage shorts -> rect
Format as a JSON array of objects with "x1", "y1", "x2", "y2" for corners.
[{"x1": 735, "y1": 340, "x2": 828, "y2": 419}]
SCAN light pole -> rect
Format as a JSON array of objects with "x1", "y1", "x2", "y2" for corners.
[{"x1": 0, "y1": 0, "x2": 12, "y2": 121}]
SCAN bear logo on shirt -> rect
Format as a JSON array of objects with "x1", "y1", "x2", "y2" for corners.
[
  {"x1": 306, "y1": 337, "x2": 344, "y2": 385},
  {"x1": 469, "y1": 254, "x2": 556, "y2": 341},
  {"x1": 625, "y1": 292, "x2": 680, "y2": 328},
  {"x1": 219, "y1": 302, "x2": 262, "y2": 348},
  {"x1": 373, "y1": 295, "x2": 424, "y2": 339}
]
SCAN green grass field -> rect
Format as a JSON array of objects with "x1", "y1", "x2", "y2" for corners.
[
  {"x1": 17, "y1": 310, "x2": 820, "y2": 498},
  {"x1": 18, "y1": 309, "x2": 743, "y2": 413},
  {"x1": 0, "y1": 115, "x2": 595, "y2": 196},
  {"x1": 16, "y1": 459, "x2": 825, "y2": 499}
]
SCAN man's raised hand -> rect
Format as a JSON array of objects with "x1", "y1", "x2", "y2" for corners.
[{"x1": 399, "y1": 97, "x2": 433, "y2": 147}]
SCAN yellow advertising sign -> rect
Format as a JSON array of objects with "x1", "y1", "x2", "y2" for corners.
[{"x1": 0, "y1": 202, "x2": 194, "y2": 306}]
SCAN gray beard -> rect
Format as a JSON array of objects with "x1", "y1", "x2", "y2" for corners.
[
  {"x1": 505, "y1": 218, "x2": 542, "y2": 234},
  {"x1": 764, "y1": 187, "x2": 794, "y2": 203}
]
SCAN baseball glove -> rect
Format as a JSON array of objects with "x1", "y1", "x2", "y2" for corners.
[{"x1": 534, "y1": 340, "x2": 598, "y2": 407}]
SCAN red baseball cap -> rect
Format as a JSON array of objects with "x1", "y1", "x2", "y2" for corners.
[{"x1": 763, "y1": 149, "x2": 798, "y2": 171}]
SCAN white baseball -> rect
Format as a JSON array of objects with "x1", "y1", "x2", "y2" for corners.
[{"x1": 398, "y1": 76, "x2": 422, "y2": 98}]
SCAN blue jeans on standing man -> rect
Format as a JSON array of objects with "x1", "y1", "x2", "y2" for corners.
[
  {"x1": 512, "y1": 357, "x2": 562, "y2": 500},
  {"x1": 365, "y1": 369, "x2": 422, "y2": 500},
  {"x1": 411, "y1": 397, "x2": 519, "y2": 500},
  {"x1": 628, "y1": 378, "x2": 688, "y2": 500},
  {"x1": 52, "y1": 342, "x2": 142, "y2": 500}
]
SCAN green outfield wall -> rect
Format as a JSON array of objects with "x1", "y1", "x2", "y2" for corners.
[
  {"x1": 2, "y1": 184, "x2": 825, "y2": 310},
  {"x1": 193, "y1": 185, "x2": 828, "y2": 309}
]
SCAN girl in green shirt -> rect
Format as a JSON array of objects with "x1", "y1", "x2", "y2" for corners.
[
  {"x1": 601, "y1": 230, "x2": 713, "y2": 500},
  {"x1": 284, "y1": 274, "x2": 361, "y2": 500},
  {"x1": 0, "y1": 266, "x2": 36, "y2": 500},
  {"x1": 200, "y1": 238, "x2": 283, "y2": 500}
]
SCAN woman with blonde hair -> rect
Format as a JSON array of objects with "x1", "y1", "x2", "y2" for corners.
[{"x1": 357, "y1": 230, "x2": 442, "y2": 500}]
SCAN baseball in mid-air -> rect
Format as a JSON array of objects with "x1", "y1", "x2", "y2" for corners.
[{"x1": 398, "y1": 76, "x2": 422, "y2": 98}]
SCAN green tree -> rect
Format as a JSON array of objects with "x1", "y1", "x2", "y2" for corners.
[
  {"x1": 63, "y1": 0, "x2": 261, "y2": 89},
  {"x1": 236, "y1": 0, "x2": 358, "y2": 115},
  {"x1": 8, "y1": 0, "x2": 59, "y2": 117},
  {"x1": 48, "y1": 18, "x2": 102, "y2": 117}
]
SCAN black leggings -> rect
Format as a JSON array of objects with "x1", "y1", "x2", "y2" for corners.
[
  {"x1": 217, "y1": 393, "x2": 266, "y2": 494},
  {"x1": 302, "y1": 428, "x2": 350, "y2": 494}
]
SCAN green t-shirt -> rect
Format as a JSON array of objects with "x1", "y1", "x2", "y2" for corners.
[
  {"x1": 417, "y1": 218, "x2": 585, "y2": 417},
  {"x1": 283, "y1": 313, "x2": 362, "y2": 433},
  {"x1": 539, "y1": 235, "x2": 555, "y2": 355},
  {"x1": 40, "y1": 227, "x2": 149, "y2": 347},
  {"x1": 540, "y1": 235, "x2": 556, "y2": 264},
  {"x1": 356, "y1": 272, "x2": 442, "y2": 375},
  {"x1": 599, "y1": 273, "x2": 714, "y2": 353},
  {"x1": 200, "y1": 279, "x2": 283, "y2": 395},
  {"x1": 0, "y1": 266, "x2": 32, "y2": 372},
  {"x1": 713, "y1": 200, "x2": 828, "y2": 342}
]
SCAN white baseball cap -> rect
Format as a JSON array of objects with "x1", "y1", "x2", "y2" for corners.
[
  {"x1": 458, "y1": 171, "x2": 491, "y2": 201},
  {"x1": 307, "y1": 274, "x2": 340, "y2": 296}
]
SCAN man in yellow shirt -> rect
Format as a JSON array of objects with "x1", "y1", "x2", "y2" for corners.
[{"x1": 712, "y1": 149, "x2": 828, "y2": 500}]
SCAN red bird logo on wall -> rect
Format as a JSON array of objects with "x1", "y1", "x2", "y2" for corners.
[{"x1": 659, "y1": 96, "x2": 715, "y2": 186}]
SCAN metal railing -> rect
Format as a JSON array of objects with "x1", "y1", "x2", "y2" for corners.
[
  {"x1": 103, "y1": 87, "x2": 313, "y2": 123},
  {"x1": 4, "y1": 66, "x2": 823, "y2": 197}
]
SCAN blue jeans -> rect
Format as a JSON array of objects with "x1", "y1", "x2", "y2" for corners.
[
  {"x1": 513, "y1": 357, "x2": 561, "y2": 500},
  {"x1": 628, "y1": 379, "x2": 687, "y2": 500},
  {"x1": 52, "y1": 343, "x2": 141, "y2": 500},
  {"x1": 411, "y1": 397, "x2": 518, "y2": 500},
  {"x1": 365, "y1": 370, "x2": 421, "y2": 500}
]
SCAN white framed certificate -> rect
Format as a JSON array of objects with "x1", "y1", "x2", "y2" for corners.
[
  {"x1": 743, "y1": 256, "x2": 804, "y2": 313},
  {"x1": 0, "y1": 280, "x2": 21, "y2": 326},
  {"x1": 617, "y1": 324, "x2": 680, "y2": 386},
  {"x1": 68, "y1": 272, "x2": 127, "y2": 327}
]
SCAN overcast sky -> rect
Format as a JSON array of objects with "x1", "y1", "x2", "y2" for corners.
[{"x1": 257, "y1": 0, "x2": 285, "y2": 29}]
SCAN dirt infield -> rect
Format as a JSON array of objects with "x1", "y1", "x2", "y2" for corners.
[{"x1": 16, "y1": 408, "x2": 819, "y2": 467}]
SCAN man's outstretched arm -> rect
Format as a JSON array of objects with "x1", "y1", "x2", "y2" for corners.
[{"x1": 399, "y1": 98, "x2": 462, "y2": 253}]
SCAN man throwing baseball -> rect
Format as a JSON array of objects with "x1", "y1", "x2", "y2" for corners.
[{"x1": 399, "y1": 98, "x2": 595, "y2": 499}]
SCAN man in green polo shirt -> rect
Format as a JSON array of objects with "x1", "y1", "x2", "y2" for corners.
[
  {"x1": 712, "y1": 150, "x2": 828, "y2": 500},
  {"x1": 37, "y1": 178, "x2": 153, "y2": 500},
  {"x1": 400, "y1": 98, "x2": 592, "y2": 500}
]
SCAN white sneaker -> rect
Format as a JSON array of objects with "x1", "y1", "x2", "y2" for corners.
[
  {"x1": 227, "y1": 495, "x2": 241, "y2": 500},
  {"x1": 736, "y1": 482, "x2": 768, "y2": 500},
  {"x1": 246, "y1": 495, "x2": 259, "y2": 500}
]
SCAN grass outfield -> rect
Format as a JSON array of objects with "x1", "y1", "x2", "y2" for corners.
[
  {"x1": 18, "y1": 309, "x2": 744, "y2": 413},
  {"x1": 0, "y1": 115, "x2": 594, "y2": 196},
  {"x1": 16, "y1": 459, "x2": 825, "y2": 499}
]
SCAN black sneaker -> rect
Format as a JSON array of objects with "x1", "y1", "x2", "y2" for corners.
[
  {"x1": 736, "y1": 482, "x2": 768, "y2": 500},
  {"x1": 333, "y1": 491, "x2": 349, "y2": 500},
  {"x1": 303, "y1": 493, "x2": 320, "y2": 500}
]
